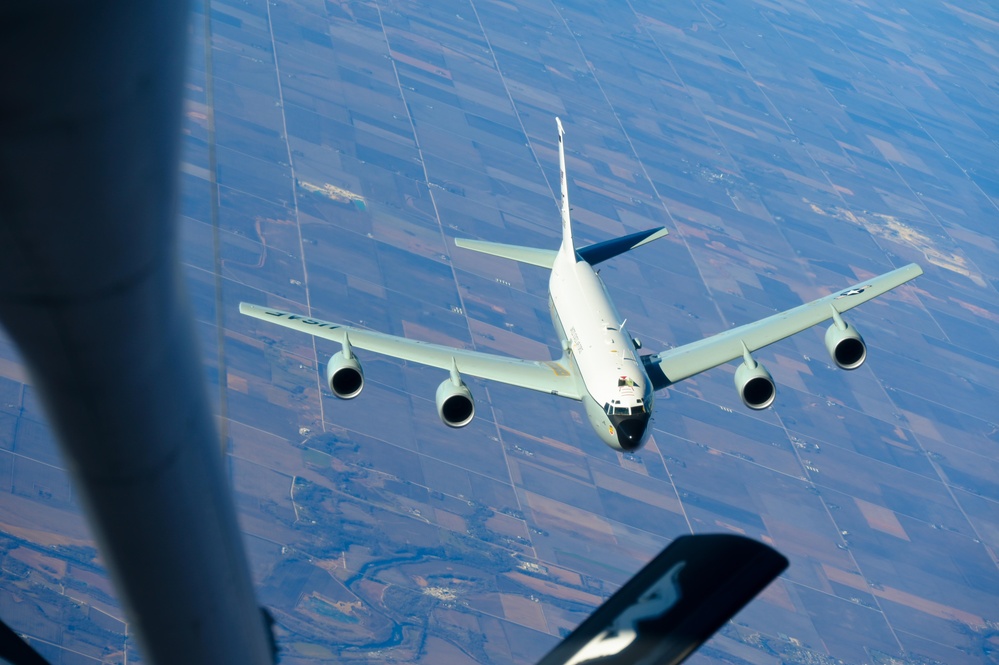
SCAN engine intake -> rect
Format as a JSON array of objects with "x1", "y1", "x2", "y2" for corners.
[
  {"x1": 734, "y1": 351, "x2": 776, "y2": 410},
  {"x1": 825, "y1": 316, "x2": 866, "y2": 370},
  {"x1": 436, "y1": 364, "x2": 475, "y2": 427},
  {"x1": 326, "y1": 350, "x2": 363, "y2": 399}
]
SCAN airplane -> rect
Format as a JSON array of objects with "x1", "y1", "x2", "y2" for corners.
[
  {"x1": 0, "y1": 0, "x2": 795, "y2": 657},
  {"x1": 241, "y1": 118, "x2": 923, "y2": 453},
  {"x1": 0, "y1": 8, "x2": 794, "y2": 659}
]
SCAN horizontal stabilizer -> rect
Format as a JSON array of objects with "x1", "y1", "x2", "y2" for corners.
[
  {"x1": 577, "y1": 226, "x2": 669, "y2": 266},
  {"x1": 455, "y1": 238, "x2": 557, "y2": 269},
  {"x1": 536, "y1": 534, "x2": 787, "y2": 665}
]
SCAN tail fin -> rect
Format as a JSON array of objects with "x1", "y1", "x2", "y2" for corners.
[
  {"x1": 454, "y1": 118, "x2": 669, "y2": 271},
  {"x1": 556, "y1": 117, "x2": 573, "y2": 254}
]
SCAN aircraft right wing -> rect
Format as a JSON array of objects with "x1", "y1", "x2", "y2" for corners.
[
  {"x1": 240, "y1": 303, "x2": 584, "y2": 400},
  {"x1": 644, "y1": 263, "x2": 923, "y2": 389}
]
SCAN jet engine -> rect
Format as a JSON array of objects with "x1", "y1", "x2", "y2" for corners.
[
  {"x1": 436, "y1": 366, "x2": 475, "y2": 428},
  {"x1": 825, "y1": 314, "x2": 867, "y2": 370},
  {"x1": 326, "y1": 350, "x2": 364, "y2": 399},
  {"x1": 734, "y1": 349, "x2": 776, "y2": 410}
]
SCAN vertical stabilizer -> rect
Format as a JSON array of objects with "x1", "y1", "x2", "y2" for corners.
[{"x1": 556, "y1": 117, "x2": 573, "y2": 254}]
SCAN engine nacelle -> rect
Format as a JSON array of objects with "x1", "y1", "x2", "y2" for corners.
[
  {"x1": 735, "y1": 358, "x2": 776, "y2": 410},
  {"x1": 326, "y1": 351, "x2": 364, "y2": 399},
  {"x1": 825, "y1": 319, "x2": 867, "y2": 370},
  {"x1": 436, "y1": 377, "x2": 475, "y2": 428}
]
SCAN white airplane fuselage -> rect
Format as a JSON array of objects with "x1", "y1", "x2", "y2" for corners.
[{"x1": 549, "y1": 246, "x2": 654, "y2": 451}]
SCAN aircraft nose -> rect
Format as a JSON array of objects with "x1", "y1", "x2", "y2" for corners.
[{"x1": 612, "y1": 413, "x2": 650, "y2": 451}]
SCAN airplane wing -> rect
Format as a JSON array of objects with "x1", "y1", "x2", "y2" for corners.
[
  {"x1": 239, "y1": 303, "x2": 584, "y2": 400},
  {"x1": 644, "y1": 263, "x2": 923, "y2": 389},
  {"x1": 537, "y1": 534, "x2": 788, "y2": 665}
]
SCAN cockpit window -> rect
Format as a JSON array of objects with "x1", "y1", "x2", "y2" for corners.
[{"x1": 607, "y1": 402, "x2": 646, "y2": 416}]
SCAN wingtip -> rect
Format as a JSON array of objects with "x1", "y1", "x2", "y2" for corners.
[
  {"x1": 894, "y1": 263, "x2": 924, "y2": 281},
  {"x1": 556, "y1": 116, "x2": 564, "y2": 139}
]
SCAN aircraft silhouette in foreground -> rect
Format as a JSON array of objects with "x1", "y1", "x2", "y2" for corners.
[{"x1": 242, "y1": 118, "x2": 922, "y2": 452}]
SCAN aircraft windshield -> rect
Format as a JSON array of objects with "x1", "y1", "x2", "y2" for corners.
[{"x1": 606, "y1": 402, "x2": 645, "y2": 416}]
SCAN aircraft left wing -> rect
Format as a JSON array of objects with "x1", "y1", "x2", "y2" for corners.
[
  {"x1": 240, "y1": 303, "x2": 583, "y2": 400},
  {"x1": 645, "y1": 263, "x2": 923, "y2": 389}
]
